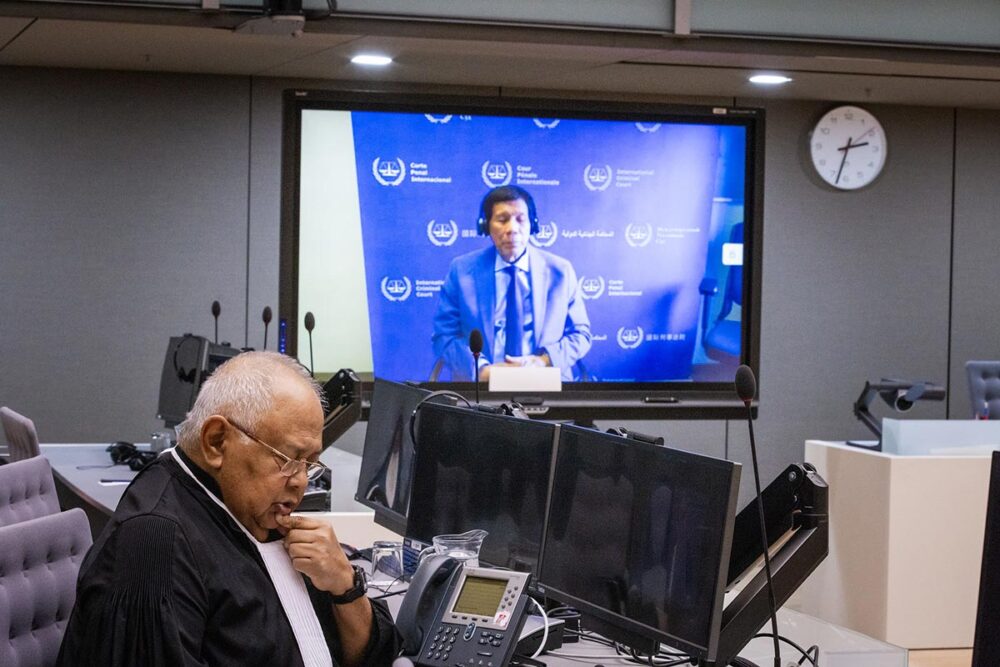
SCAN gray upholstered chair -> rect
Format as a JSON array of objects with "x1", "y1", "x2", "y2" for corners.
[
  {"x1": 0, "y1": 508, "x2": 92, "y2": 667},
  {"x1": 966, "y1": 361, "x2": 1000, "y2": 419},
  {"x1": 0, "y1": 455, "x2": 60, "y2": 528},
  {"x1": 0, "y1": 406, "x2": 42, "y2": 461}
]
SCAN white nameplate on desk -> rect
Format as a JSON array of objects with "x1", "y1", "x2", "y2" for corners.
[
  {"x1": 882, "y1": 418, "x2": 1000, "y2": 456},
  {"x1": 487, "y1": 366, "x2": 561, "y2": 393}
]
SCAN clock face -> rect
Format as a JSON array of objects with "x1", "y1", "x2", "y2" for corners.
[{"x1": 810, "y1": 105, "x2": 887, "y2": 190}]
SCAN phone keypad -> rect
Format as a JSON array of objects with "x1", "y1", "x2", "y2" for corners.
[
  {"x1": 425, "y1": 625, "x2": 461, "y2": 663},
  {"x1": 422, "y1": 624, "x2": 509, "y2": 666}
]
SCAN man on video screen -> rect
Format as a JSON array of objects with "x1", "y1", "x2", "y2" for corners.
[{"x1": 432, "y1": 185, "x2": 592, "y2": 382}]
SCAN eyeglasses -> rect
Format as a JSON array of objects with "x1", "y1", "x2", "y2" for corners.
[{"x1": 225, "y1": 418, "x2": 328, "y2": 482}]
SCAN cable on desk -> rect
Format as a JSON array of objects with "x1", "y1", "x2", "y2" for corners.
[
  {"x1": 617, "y1": 644, "x2": 692, "y2": 667},
  {"x1": 368, "y1": 573, "x2": 408, "y2": 600},
  {"x1": 546, "y1": 649, "x2": 637, "y2": 661},
  {"x1": 752, "y1": 633, "x2": 820, "y2": 667},
  {"x1": 527, "y1": 596, "x2": 550, "y2": 660},
  {"x1": 565, "y1": 629, "x2": 615, "y2": 647}
]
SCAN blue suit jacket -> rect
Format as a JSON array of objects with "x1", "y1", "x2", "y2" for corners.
[{"x1": 432, "y1": 246, "x2": 592, "y2": 381}]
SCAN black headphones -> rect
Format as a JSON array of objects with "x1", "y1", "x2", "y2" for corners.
[
  {"x1": 107, "y1": 441, "x2": 159, "y2": 471},
  {"x1": 172, "y1": 334, "x2": 200, "y2": 383},
  {"x1": 476, "y1": 185, "x2": 540, "y2": 236}
]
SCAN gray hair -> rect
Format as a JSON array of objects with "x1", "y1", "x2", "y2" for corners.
[{"x1": 176, "y1": 351, "x2": 324, "y2": 451}]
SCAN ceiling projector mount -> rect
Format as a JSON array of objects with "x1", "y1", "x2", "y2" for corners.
[{"x1": 234, "y1": 0, "x2": 335, "y2": 37}]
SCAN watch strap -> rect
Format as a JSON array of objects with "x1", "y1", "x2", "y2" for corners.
[{"x1": 329, "y1": 565, "x2": 367, "y2": 604}]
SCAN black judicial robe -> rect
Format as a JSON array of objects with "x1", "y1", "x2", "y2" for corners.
[{"x1": 56, "y1": 450, "x2": 399, "y2": 667}]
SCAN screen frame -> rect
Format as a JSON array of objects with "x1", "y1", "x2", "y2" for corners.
[
  {"x1": 280, "y1": 88, "x2": 765, "y2": 420},
  {"x1": 352, "y1": 378, "x2": 433, "y2": 534},
  {"x1": 535, "y1": 424, "x2": 742, "y2": 661}
]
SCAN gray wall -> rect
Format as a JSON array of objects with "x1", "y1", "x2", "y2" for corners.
[
  {"x1": 0, "y1": 66, "x2": 995, "y2": 506},
  {"x1": 0, "y1": 68, "x2": 251, "y2": 443},
  {"x1": 951, "y1": 109, "x2": 1000, "y2": 420}
]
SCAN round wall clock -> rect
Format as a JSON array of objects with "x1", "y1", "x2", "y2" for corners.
[{"x1": 810, "y1": 105, "x2": 887, "y2": 190}]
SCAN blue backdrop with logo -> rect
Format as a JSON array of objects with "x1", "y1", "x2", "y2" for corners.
[{"x1": 345, "y1": 111, "x2": 746, "y2": 383}]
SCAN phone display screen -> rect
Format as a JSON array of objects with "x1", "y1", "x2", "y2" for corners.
[{"x1": 452, "y1": 576, "x2": 507, "y2": 617}]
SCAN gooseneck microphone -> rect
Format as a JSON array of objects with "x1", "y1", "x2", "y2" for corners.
[
  {"x1": 469, "y1": 329, "x2": 484, "y2": 404},
  {"x1": 735, "y1": 365, "x2": 780, "y2": 667},
  {"x1": 262, "y1": 306, "x2": 272, "y2": 350},
  {"x1": 211, "y1": 300, "x2": 221, "y2": 344},
  {"x1": 303, "y1": 311, "x2": 316, "y2": 377}
]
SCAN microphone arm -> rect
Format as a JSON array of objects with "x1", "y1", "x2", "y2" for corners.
[
  {"x1": 319, "y1": 369, "x2": 362, "y2": 450},
  {"x1": 707, "y1": 463, "x2": 829, "y2": 667}
]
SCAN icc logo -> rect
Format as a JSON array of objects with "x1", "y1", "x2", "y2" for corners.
[
  {"x1": 617, "y1": 326, "x2": 645, "y2": 350},
  {"x1": 635, "y1": 122, "x2": 662, "y2": 133},
  {"x1": 425, "y1": 114, "x2": 453, "y2": 124},
  {"x1": 533, "y1": 118, "x2": 560, "y2": 129},
  {"x1": 380, "y1": 276, "x2": 412, "y2": 302},
  {"x1": 427, "y1": 219, "x2": 459, "y2": 247},
  {"x1": 625, "y1": 223, "x2": 653, "y2": 248},
  {"x1": 372, "y1": 157, "x2": 406, "y2": 186},
  {"x1": 583, "y1": 164, "x2": 613, "y2": 192},
  {"x1": 529, "y1": 221, "x2": 558, "y2": 248},
  {"x1": 578, "y1": 276, "x2": 606, "y2": 300},
  {"x1": 481, "y1": 160, "x2": 513, "y2": 187}
]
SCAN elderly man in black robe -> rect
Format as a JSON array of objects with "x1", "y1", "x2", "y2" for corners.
[{"x1": 58, "y1": 351, "x2": 399, "y2": 666}]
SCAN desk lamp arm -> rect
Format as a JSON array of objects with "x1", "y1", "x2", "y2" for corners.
[{"x1": 852, "y1": 381, "x2": 883, "y2": 439}]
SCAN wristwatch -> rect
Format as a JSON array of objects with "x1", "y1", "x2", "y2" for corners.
[{"x1": 329, "y1": 565, "x2": 367, "y2": 604}]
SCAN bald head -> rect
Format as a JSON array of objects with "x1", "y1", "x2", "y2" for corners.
[{"x1": 177, "y1": 351, "x2": 324, "y2": 453}]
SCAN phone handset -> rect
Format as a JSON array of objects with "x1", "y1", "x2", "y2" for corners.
[
  {"x1": 397, "y1": 555, "x2": 463, "y2": 655},
  {"x1": 398, "y1": 556, "x2": 532, "y2": 667}
]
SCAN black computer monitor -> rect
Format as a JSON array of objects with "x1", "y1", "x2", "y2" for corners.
[
  {"x1": 537, "y1": 424, "x2": 741, "y2": 661},
  {"x1": 156, "y1": 335, "x2": 241, "y2": 428},
  {"x1": 354, "y1": 378, "x2": 437, "y2": 535},
  {"x1": 973, "y1": 451, "x2": 1000, "y2": 667},
  {"x1": 407, "y1": 402, "x2": 557, "y2": 577}
]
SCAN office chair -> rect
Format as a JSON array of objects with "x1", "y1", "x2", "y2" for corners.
[
  {"x1": 0, "y1": 455, "x2": 60, "y2": 528},
  {"x1": 965, "y1": 360, "x2": 1000, "y2": 419},
  {"x1": 698, "y1": 223, "x2": 744, "y2": 363},
  {"x1": 0, "y1": 507, "x2": 92, "y2": 667},
  {"x1": 1, "y1": 406, "x2": 42, "y2": 461}
]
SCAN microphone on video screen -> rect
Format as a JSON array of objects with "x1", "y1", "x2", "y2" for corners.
[
  {"x1": 469, "y1": 329, "x2": 483, "y2": 404},
  {"x1": 735, "y1": 364, "x2": 780, "y2": 667},
  {"x1": 262, "y1": 306, "x2": 272, "y2": 350},
  {"x1": 735, "y1": 364, "x2": 756, "y2": 405},
  {"x1": 211, "y1": 300, "x2": 221, "y2": 344},
  {"x1": 304, "y1": 311, "x2": 316, "y2": 377}
]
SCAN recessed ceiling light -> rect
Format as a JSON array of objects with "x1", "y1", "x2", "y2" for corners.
[
  {"x1": 351, "y1": 54, "x2": 393, "y2": 67},
  {"x1": 749, "y1": 74, "x2": 793, "y2": 85}
]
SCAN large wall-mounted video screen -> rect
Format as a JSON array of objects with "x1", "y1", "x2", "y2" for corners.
[{"x1": 280, "y1": 90, "x2": 763, "y2": 417}]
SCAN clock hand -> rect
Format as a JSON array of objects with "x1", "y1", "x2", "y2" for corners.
[
  {"x1": 838, "y1": 141, "x2": 869, "y2": 150},
  {"x1": 835, "y1": 136, "x2": 854, "y2": 184}
]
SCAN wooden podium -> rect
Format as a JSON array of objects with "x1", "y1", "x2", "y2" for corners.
[{"x1": 792, "y1": 438, "x2": 994, "y2": 649}]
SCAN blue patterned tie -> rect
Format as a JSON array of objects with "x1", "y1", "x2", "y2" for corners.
[{"x1": 504, "y1": 264, "x2": 523, "y2": 358}]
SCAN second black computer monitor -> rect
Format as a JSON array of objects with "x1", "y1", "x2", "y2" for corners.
[
  {"x1": 355, "y1": 378, "x2": 436, "y2": 535},
  {"x1": 538, "y1": 424, "x2": 741, "y2": 662}
]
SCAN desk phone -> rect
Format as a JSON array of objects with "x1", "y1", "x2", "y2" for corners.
[{"x1": 397, "y1": 556, "x2": 531, "y2": 667}]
